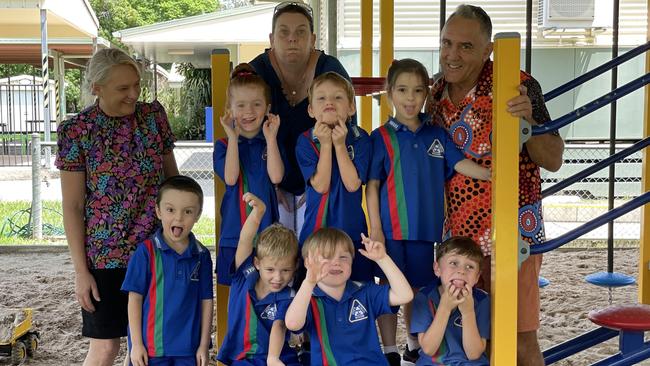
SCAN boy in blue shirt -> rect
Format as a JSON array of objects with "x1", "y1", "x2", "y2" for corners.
[
  {"x1": 285, "y1": 228, "x2": 413, "y2": 365},
  {"x1": 410, "y1": 236, "x2": 490, "y2": 365},
  {"x1": 217, "y1": 192, "x2": 301, "y2": 366},
  {"x1": 122, "y1": 175, "x2": 213, "y2": 366},
  {"x1": 296, "y1": 71, "x2": 373, "y2": 281}
]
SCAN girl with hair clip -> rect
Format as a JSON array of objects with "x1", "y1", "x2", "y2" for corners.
[{"x1": 213, "y1": 63, "x2": 284, "y2": 286}]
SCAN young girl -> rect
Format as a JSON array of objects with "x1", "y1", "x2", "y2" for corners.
[
  {"x1": 295, "y1": 71, "x2": 373, "y2": 282},
  {"x1": 213, "y1": 63, "x2": 284, "y2": 286},
  {"x1": 366, "y1": 59, "x2": 490, "y2": 366}
]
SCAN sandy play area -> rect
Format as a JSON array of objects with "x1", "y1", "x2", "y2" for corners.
[{"x1": 0, "y1": 246, "x2": 646, "y2": 365}]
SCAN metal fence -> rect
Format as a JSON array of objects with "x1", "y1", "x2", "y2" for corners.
[{"x1": 29, "y1": 139, "x2": 644, "y2": 243}]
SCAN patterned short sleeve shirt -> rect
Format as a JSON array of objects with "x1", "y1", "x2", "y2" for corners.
[
  {"x1": 431, "y1": 61, "x2": 552, "y2": 256},
  {"x1": 55, "y1": 100, "x2": 176, "y2": 269}
]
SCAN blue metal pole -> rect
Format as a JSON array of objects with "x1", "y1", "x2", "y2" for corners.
[{"x1": 532, "y1": 191, "x2": 650, "y2": 254}]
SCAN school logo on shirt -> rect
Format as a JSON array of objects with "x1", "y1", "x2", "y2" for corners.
[
  {"x1": 190, "y1": 262, "x2": 200, "y2": 281},
  {"x1": 427, "y1": 139, "x2": 444, "y2": 158},
  {"x1": 349, "y1": 299, "x2": 369, "y2": 323},
  {"x1": 454, "y1": 315, "x2": 463, "y2": 327},
  {"x1": 262, "y1": 147, "x2": 268, "y2": 161},
  {"x1": 260, "y1": 303, "x2": 277, "y2": 320},
  {"x1": 347, "y1": 145, "x2": 355, "y2": 160}
]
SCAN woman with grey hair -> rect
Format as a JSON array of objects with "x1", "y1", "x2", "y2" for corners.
[{"x1": 56, "y1": 48, "x2": 178, "y2": 366}]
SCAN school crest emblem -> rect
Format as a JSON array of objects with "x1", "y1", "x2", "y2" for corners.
[
  {"x1": 347, "y1": 145, "x2": 355, "y2": 160},
  {"x1": 262, "y1": 147, "x2": 268, "y2": 161},
  {"x1": 190, "y1": 262, "x2": 200, "y2": 281},
  {"x1": 453, "y1": 315, "x2": 463, "y2": 327},
  {"x1": 349, "y1": 299, "x2": 368, "y2": 322},
  {"x1": 427, "y1": 139, "x2": 444, "y2": 158},
  {"x1": 260, "y1": 304, "x2": 277, "y2": 320}
]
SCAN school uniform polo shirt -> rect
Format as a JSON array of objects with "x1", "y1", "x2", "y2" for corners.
[
  {"x1": 121, "y1": 229, "x2": 213, "y2": 357},
  {"x1": 213, "y1": 132, "x2": 280, "y2": 247},
  {"x1": 217, "y1": 255, "x2": 298, "y2": 365},
  {"x1": 410, "y1": 279, "x2": 490, "y2": 366},
  {"x1": 369, "y1": 116, "x2": 465, "y2": 242},
  {"x1": 296, "y1": 125, "x2": 370, "y2": 244},
  {"x1": 304, "y1": 281, "x2": 397, "y2": 366}
]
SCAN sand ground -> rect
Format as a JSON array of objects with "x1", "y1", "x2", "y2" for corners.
[{"x1": 0, "y1": 246, "x2": 647, "y2": 365}]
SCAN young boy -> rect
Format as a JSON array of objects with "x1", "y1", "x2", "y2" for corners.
[
  {"x1": 122, "y1": 175, "x2": 213, "y2": 366},
  {"x1": 285, "y1": 228, "x2": 413, "y2": 365},
  {"x1": 217, "y1": 192, "x2": 301, "y2": 366},
  {"x1": 410, "y1": 236, "x2": 490, "y2": 365},
  {"x1": 295, "y1": 71, "x2": 373, "y2": 281}
]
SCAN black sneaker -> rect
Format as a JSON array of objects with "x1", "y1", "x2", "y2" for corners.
[
  {"x1": 403, "y1": 345, "x2": 420, "y2": 363},
  {"x1": 385, "y1": 351, "x2": 401, "y2": 366}
]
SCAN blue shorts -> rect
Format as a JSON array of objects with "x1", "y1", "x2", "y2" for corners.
[
  {"x1": 377, "y1": 240, "x2": 436, "y2": 287},
  {"x1": 131, "y1": 355, "x2": 195, "y2": 366},
  {"x1": 216, "y1": 246, "x2": 237, "y2": 286},
  {"x1": 350, "y1": 240, "x2": 375, "y2": 282}
]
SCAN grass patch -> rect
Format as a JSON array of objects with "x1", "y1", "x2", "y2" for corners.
[{"x1": 0, "y1": 200, "x2": 216, "y2": 246}]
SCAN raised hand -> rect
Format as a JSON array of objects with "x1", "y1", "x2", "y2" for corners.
[
  {"x1": 359, "y1": 233, "x2": 387, "y2": 262},
  {"x1": 242, "y1": 192, "x2": 266, "y2": 223},
  {"x1": 313, "y1": 121, "x2": 332, "y2": 145},
  {"x1": 304, "y1": 251, "x2": 331, "y2": 286},
  {"x1": 220, "y1": 111, "x2": 240, "y2": 140},
  {"x1": 331, "y1": 118, "x2": 348, "y2": 147},
  {"x1": 439, "y1": 283, "x2": 465, "y2": 313},
  {"x1": 263, "y1": 113, "x2": 281, "y2": 140}
]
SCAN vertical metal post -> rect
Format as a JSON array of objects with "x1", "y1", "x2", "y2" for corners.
[
  {"x1": 525, "y1": 0, "x2": 532, "y2": 73},
  {"x1": 59, "y1": 56, "x2": 67, "y2": 119},
  {"x1": 31, "y1": 134, "x2": 42, "y2": 240},
  {"x1": 40, "y1": 8, "x2": 51, "y2": 165},
  {"x1": 639, "y1": 0, "x2": 650, "y2": 304},
  {"x1": 379, "y1": 0, "x2": 394, "y2": 122},
  {"x1": 607, "y1": 0, "x2": 620, "y2": 274},
  {"x1": 52, "y1": 50, "x2": 62, "y2": 124},
  {"x1": 491, "y1": 32, "x2": 521, "y2": 365},
  {"x1": 210, "y1": 49, "x2": 230, "y2": 363},
  {"x1": 153, "y1": 60, "x2": 158, "y2": 101},
  {"x1": 440, "y1": 0, "x2": 446, "y2": 32},
  {"x1": 327, "y1": 0, "x2": 337, "y2": 57},
  {"x1": 360, "y1": 0, "x2": 372, "y2": 132}
]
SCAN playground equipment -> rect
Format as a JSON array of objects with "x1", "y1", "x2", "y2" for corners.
[{"x1": 0, "y1": 309, "x2": 39, "y2": 365}]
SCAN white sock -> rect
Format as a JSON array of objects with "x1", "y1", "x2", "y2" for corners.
[
  {"x1": 383, "y1": 345, "x2": 399, "y2": 354},
  {"x1": 406, "y1": 336, "x2": 420, "y2": 350}
]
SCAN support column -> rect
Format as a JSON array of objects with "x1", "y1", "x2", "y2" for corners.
[
  {"x1": 379, "y1": 0, "x2": 393, "y2": 122},
  {"x1": 491, "y1": 32, "x2": 521, "y2": 364},
  {"x1": 360, "y1": 0, "x2": 372, "y2": 132},
  {"x1": 210, "y1": 49, "x2": 230, "y2": 364},
  {"x1": 40, "y1": 8, "x2": 51, "y2": 165},
  {"x1": 639, "y1": 0, "x2": 650, "y2": 304}
]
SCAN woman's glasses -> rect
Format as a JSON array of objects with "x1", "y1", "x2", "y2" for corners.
[{"x1": 273, "y1": 1, "x2": 313, "y2": 19}]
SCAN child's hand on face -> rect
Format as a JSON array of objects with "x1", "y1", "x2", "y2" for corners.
[
  {"x1": 359, "y1": 233, "x2": 387, "y2": 262},
  {"x1": 263, "y1": 113, "x2": 281, "y2": 140},
  {"x1": 439, "y1": 283, "x2": 465, "y2": 313},
  {"x1": 304, "y1": 250, "x2": 331, "y2": 286},
  {"x1": 331, "y1": 118, "x2": 348, "y2": 147},
  {"x1": 313, "y1": 121, "x2": 332, "y2": 145},
  {"x1": 242, "y1": 192, "x2": 266, "y2": 222},
  {"x1": 220, "y1": 111, "x2": 240, "y2": 140},
  {"x1": 457, "y1": 283, "x2": 475, "y2": 315}
]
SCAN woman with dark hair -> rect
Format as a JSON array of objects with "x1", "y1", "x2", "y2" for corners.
[{"x1": 250, "y1": 1, "x2": 354, "y2": 236}]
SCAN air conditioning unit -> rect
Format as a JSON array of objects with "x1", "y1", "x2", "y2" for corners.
[{"x1": 538, "y1": 0, "x2": 595, "y2": 29}]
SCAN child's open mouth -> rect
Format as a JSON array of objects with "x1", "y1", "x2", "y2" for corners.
[
  {"x1": 328, "y1": 269, "x2": 343, "y2": 276},
  {"x1": 451, "y1": 279, "x2": 466, "y2": 288},
  {"x1": 172, "y1": 226, "x2": 184, "y2": 237}
]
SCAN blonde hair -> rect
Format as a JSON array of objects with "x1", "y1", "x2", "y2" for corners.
[
  {"x1": 308, "y1": 72, "x2": 355, "y2": 106},
  {"x1": 82, "y1": 48, "x2": 141, "y2": 107},
  {"x1": 256, "y1": 223, "x2": 299, "y2": 261},
  {"x1": 301, "y1": 228, "x2": 355, "y2": 260}
]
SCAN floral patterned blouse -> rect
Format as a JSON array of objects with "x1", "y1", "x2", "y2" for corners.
[
  {"x1": 55, "y1": 100, "x2": 176, "y2": 269},
  {"x1": 431, "y1": 60, "x2": 552, "y2": 256}
]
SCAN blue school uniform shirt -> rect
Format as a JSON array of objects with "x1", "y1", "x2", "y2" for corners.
[
  {"x1": 296, "y1": 124, "x2": 370, "y2": 245},
  {"x1": 121, "y1": 229, "x2": 213, "y2": 357},
  {"x1": 368, "y1": 115, "x2": 465, "y2": 242},
  {"x1": 217, "y1": 255, "x2": 299, "y2": 365},
  {"x1": 250, "y1": 50, "x2": 356, "y2": 196},
  {"x1": 410, "y1": 279, "x2": 490, "y2": 366},
  {"x1": 213, "y1": 132, "x2": 280, "y2": 247},
  {"x1": 303, "y1": 281, "x2": 397, "y2": 366}
]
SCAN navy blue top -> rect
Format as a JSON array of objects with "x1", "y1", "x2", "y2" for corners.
[
  {"x1": 213, "y1": 132, "x2": 280, "y2": 247},
  {"x1": 296, "y1": 124, "x2": 370, "y2": 245},
  {"x1": 250, "y1": 50, "x2": 355, "y2": 195}
]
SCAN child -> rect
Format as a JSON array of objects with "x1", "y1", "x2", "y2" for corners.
[
  {"x1": 296, "y1": 71, "x2": 373, "y2": 281},
  {"x1": 214, "y1": 63, "x2": 284, "y2": 286},
  {"x1": 410, "y1": 236, "x2": 489, "y2": 365},
  {"x1": 285, "y1": 228, "x2": 413, "y2": 366},
  {"x1": 217, "y1": 192, "x2": 301, "y2": 366},
  {"x1": 366, "y1": 58, "x2": 490, "y2": 365},
  {"x1": 122, "y1": 175, "x2": 213, "y2": 366}
]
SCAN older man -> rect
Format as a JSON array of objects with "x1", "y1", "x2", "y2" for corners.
[{"x1": 430, "y1": 4, "x2": 564, "y2": 365}]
